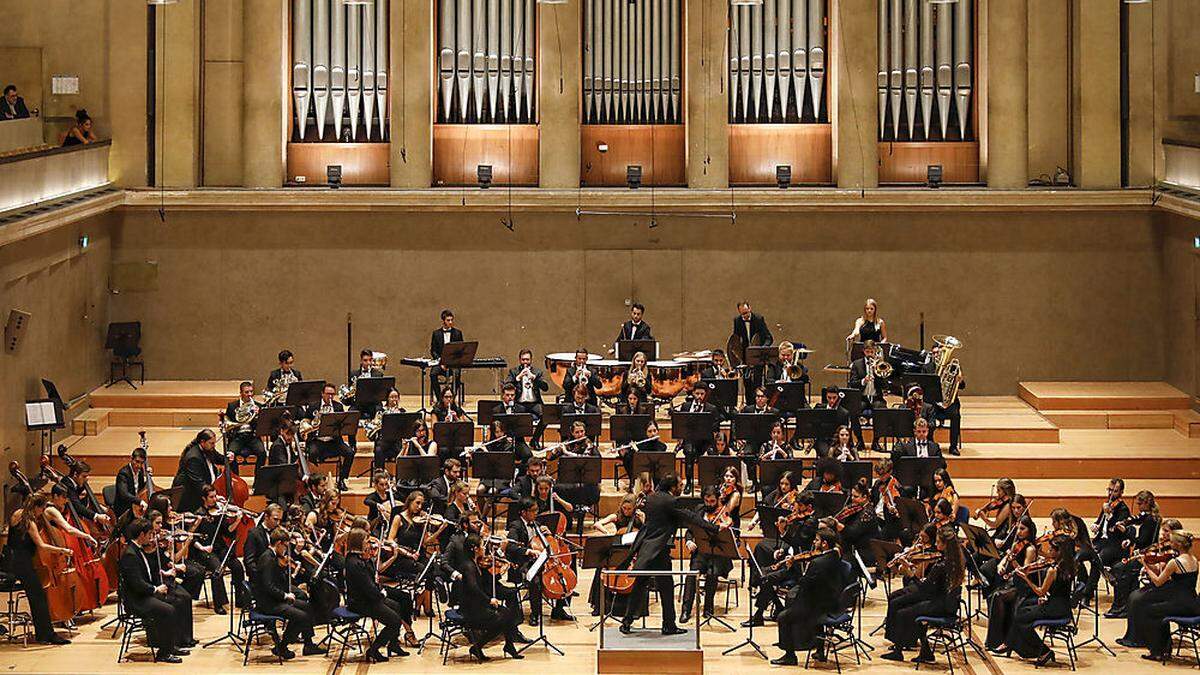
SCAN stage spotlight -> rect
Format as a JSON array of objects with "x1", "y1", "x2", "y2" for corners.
[
  {"x1": 927, "y1": 164, "x2": 943, "y2": 188},
  {"x1": 326, "y1": 164, "x2": 342, "y2": 189},
  {"x1": 477, "y1": 164, "x2": 493, "y2": 189},
  {"x1": 776, "y1": 165, "x2": 792, "y2": 189},
  {"x1": 626, "y1": 165, "x2": 642, "y2": 189}
]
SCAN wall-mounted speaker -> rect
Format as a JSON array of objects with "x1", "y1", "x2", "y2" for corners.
[{"x1": 5, "y1": 310, "x2": 31, "y2": 354}]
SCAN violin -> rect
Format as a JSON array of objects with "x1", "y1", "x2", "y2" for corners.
[
  {"x1": 1004, "y1": 557, "x2": 1054, "y2": 580},
  {"x1": 834, "y1": 498, "x2": 869, "y2": 522},
  {"x1": 887, "y1": 546, "x2": 941, "y2": 569},
  {"x1": 974, "y1": 496, "x2": 1010, "y2": 519},
  {"x1": 1123, "y1": 543, "x2": 1174, "y2": 566},
  {"x1": 474, "y1": 546, "x2": 513, "y2": 576},
  {"x1": 768, "y1": 547, "x2": 835, "y2": 571}
]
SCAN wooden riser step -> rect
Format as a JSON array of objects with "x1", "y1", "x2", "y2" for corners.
[
  {"x1": 1043, "y1": 410, "x2": 1176, "y2": 430},
  {"x1": 1019, "y1": 381, "x2": 1192, "y2": 411}
]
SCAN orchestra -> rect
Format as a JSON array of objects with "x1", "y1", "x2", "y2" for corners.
[{"x1": 15, "y1": 302, "x2": 1200, "y2": 674}]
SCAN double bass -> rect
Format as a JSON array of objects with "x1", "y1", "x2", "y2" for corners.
[
  {"x1": 10, "y1": 462, "x2": 82, "y2": 623},
  {"x1": 213, "y1": 413, "x2": 253, "y2": 555},
  {"x1": 54, "y1": 448, "x2": 113, "y2": 608}
]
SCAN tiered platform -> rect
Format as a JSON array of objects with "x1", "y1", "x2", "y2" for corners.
[{"x1": 1019, "y1": 381, "x2": 1200, "y2": 437}]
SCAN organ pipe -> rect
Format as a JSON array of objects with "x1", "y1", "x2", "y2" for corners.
[
  {"x1": 878, "y1": 0, "x2": 973, "y2": 141},
  {"x1": 585, "y1": 0, "x2": 680, "y2": 124},
  {"x1": 730, "y1": 0, "x2": 825, "y2": 124},
  {"x1": 437, "y1": 0, "x2": 536, "y2": 123},
  {"x1": 292, "y1": 0, "x2": 388, "y2": 142}
]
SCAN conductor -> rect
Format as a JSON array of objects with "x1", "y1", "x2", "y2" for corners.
[{"x1": 618, "y1": 473, "x2": 725, "y2": 635}]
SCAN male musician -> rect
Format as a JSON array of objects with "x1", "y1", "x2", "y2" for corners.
[
  {"x1": 301, "y1": 383, "x2": 356, "y2": 491},
  {"x1": 266, "y1": 349, "x2": 302, "y2": 394},
  {"x1": 252, "y1": 528, "x2": 326, "y2": 660},
  {"x1": 814, "y1": 386, "x2": 862, "y2": 454},
  {"x1": 680, "y1": 486, "x2": 736, "y2": 622},
  {"x1": 492, "y1": 383, "x2": 529, "y2": 419},
  {"x1": 460, "y1": 534, "x2": 529, "y2": 661},
  {"x1": 429, "y1": 309, "x2": 464, "y2": 403},
  {"x1": 120, "y1": 517, "x2": 196, "y2": 663},
  {"x1": 59, "y1": 459, "x2": 111, "y2": 530},
  {"x1": 771, "y1": 528, "x2": 846, "y2": 665},
  {"x1": 242, "y1": 503, "x2": 283, "y2": 581},
  {"x1": 563, "y1": 383, "x2": 600, "y2": 417},
  {"x1": 870, "y1": 458, "x2": 905, "y2": 542},
  {"x1": 505, "y1": 498, "x2": 573, "y2": 625},
  {"x1": 897, "y1": 384, "x2": 936, "y2": 429},
  {"x1": 512, "y1": 456, "x2": 545, "y2": 501},
  {"x1": 189, "y1": 485, "x2": 247, "y2": 614},
  {"x1": 744, "y1": 492, "x2": 818, "y2": 627},
  {"x1": 224, "y1": 381, "x2": 266, "y2": 474},
  {"x1": 847, "y1": 340, "x2": 887, "y2": 451},
  {"x1": 805, "y1": 459, "x2": 844, "y2": 493},
  {"x1": 265, "y1": 420, "x2": 302, "y2": 505},
  {"x1": 921, "y1": 343, "x2": 964, "y2": 455},
  {"x1": 616, "y1": 303, "x2": 654, "y2": 343},
  {"x1": 890, "y1": 418, "x2": 942, "y2": 461},
  {"x1": 701, "y1": 349, "x2": 737, "y2": 381},
  {"x1": 562, "y1": 348, "x2": 602, "y2": 405},
  {"x1": 173, "y1": 430, "x2": 231, "y2": 513},
  {"x1": 1084, "y1": 478, "x2": 1132, "y2": 599},
  {"x1": 425, "y1": 458, "x2": 463, "y2": 514},
  {"x1": 731, "y1": 302, "x2": 774, "y2": 404},
  {"x1": 676, "y1": 382, "x2": 719, "y2": 494},
  {"x1": 619, "y1": 474, "x2": 723, "y2": 635},
  {"x1": 503, "y1": 349, "x2": 548, "y2": 447},
  {"x1": 764, "y1": 341, "x2": 810, "y2": 390},
  {"x1": 114, "y1": 446, "x2": 151, "y2": 517},
  {"x1": 344, "y1": 529, "x2": 410, "y2": 662},
  {"x1": 348, "y1": 349, "x2": 385, "y2": 417},
  {"x1": 737, "y1": 386, "x2": 781, "y2": 490}
]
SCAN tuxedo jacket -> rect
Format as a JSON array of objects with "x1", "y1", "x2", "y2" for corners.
[
  {"x1": 616, "y1": 320, "x2": 654, "y2": 344},
  {"x1": 430, "y1": 327, "x2": 464, "y2": 359}
]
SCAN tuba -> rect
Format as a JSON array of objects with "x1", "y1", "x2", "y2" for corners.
[{"x1": 932, "y1": 335, "x2": 964, "y2": 406}]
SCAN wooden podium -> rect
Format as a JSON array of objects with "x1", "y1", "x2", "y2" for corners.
[{"x1": 596, "y1": 570, "x2": 703, "y2": 674}]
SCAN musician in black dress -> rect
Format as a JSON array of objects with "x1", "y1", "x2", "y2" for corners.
[
  {"x1": 834, "y1": 478, "x2": 879, "y2": 566},
  {"x1": 223, "y1": 381, "x2": 266, "y2": 474},
  {"x1": 344, "y1": 528, "x2": 411, "y2": 662},
  {"x1": 368, "y1": 388, "x2": 407, "y2": 469},
  {"x1": 459, "y1": 534, "x2": 527, "y2": 662},
  {"x1": 114, "y1": 445, "x2": 151, "y2": 517},
  {"x1": 554, "y1": 420, "x2": 601, "y2": 531},
  {"x1": 1100, "y1": 490, "x2": 1160, "y2": 599},
  {"x1": 504, "y1": 498, "x2": 573, "y2": 625},
  {"x1": 172, "y1": 429, "x2": 229, "y2": 513},
  {"x1": 5, "y1": 495, "x2": 73, "y2": 644},
  {"x1": 561, "y1": 349, "x2": 602, "y2": 405},
  {"x1": 770, "y1": 528, "x2": 847, "y2": 665},
  {"x1": 251, "y1": 528, "x2": 325, "y2": 660},
  {"x1": 984, "y1": 516, "x2": 1039, "y2": 651},
  {"x1": 679, "y1": 486, "x2": 736, "y2": 622},
  {"x1": 614, "y1": 413, "x2": 659, "y2": 492},
  {"x1": 1002, "y1": 535, "x2": 1075, "y2": 666},
  {"x1": 805, "y1": 459, "x2": 844, "y2": 494},
  {"x1": 383, "y1": 490, "x2": 447, "y2": 581},
  {"x1": 870, "y1": 458, "x2": 906, "y2": 542},
  {"x1": 618, "y1": 474, "x2": 723, "y2": 635},
  {"x1": 845, "y1": 298, "x2": 888, "y2": 345},
  {"x1": 1120, "y1": 529, "x2": 1200, "y2": 661},
  {"x1": 301, "y1": 383, "x2": 355, "y2": 491},
  {"x1": 675, "y1": 382, "x2": 719, "y2": 494},
  {"x1": 588, "y1": 495, "x2": 644, "y2": 617},
  {"x1": 120, "y1": 517, "x2": 195, "y2": 662},
  {"x1": 616, "y1": 302, "x2": 654, "y2": 343},
  {"x1": 505, "y1": 348, "x2": 549, "y2": 446},
  {"x1": 827, "y1": 425, "x2": 859, "y2": 462},
  {"x1": 429, "y1": 309, "x2": 464, "y2": 402},
  {"x1": 363, "y1": 470, "x2": 399, "y2": 529},
  {"x1": 1107, "y1": 518, "x2": 1182, "y2": 619},
  {"x1": 189, "y1": 485, "x2": 247, "y2": 614},
  {"x1": 880, "y1": 526, "x2": 964, "y2": 663}
]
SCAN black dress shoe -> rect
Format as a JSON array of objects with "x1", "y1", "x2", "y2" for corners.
[
  {"x1": 365, "y1": 648, "x2": 388, "y2": 663},
  {"x1": 504, "y1": 644, "x2": 525, "y2": 659},
  {"x1": 678, "y1": 609, "x2": 692, "y2": 624},
  {"x1": 387, "y1": 642, "x2": 409, "y2": 657},
  {"x1": 701, "y1": 608, "x2": 714, "y2": 619},
  {"x1": 303, "y1": 642, "x2": 328, "y2": 656},
  {"x1": 741, "y1": 616, "x2": 764, "y2": 628},
  {"x1": 947, "y1": 447, "x2": 961, "y2": 456},
  {"x1": 1035, "y1": 651, "x2": 1056, "y2": 667},
  {"x1": 661, "y1": 626, "x2": 688, "y2": 636},
  {"x1": 1143, "y1": 653, "x2": 1167, "y2": 662},
  {"x1": 1116, "y1": 637, "x2": 1142, "y2": 649},
  {"x1": 272, "y1": 645, "x2": 296, "y2": 660},
  {"x1": 44, "y1": 634, "x2": 71, "y2": 645},
  {"x1": 469, "y1": 646, "x2": 490, "y2": 662},
  {"x1": 213, "y1": 605, "x2": 227, "y2": 615},
  {"x1": 618, "y1": 623, "x2": 633, "y2": 635},
  {"x1": 527, "y1": 615, "x2": 540, "y2": 627},
  {"x1": 550, "y1": 609, "x2": 575, "y2": 621},
  {"x1": 1104, "y1": 608, "x2": 1126, "y2": 619},
  {"x1": 912, "y1": 651, "x2": 936, "y2": 664},
  {"x1": 155, "y1": 654, "x2": 183, "y2": 664},
  {"x1": 880, "y1": 648, "x2": 904, "y2": 662},
  {"x1": 770, "y1": 653, "x2": 798, "y2": 666},
  {"x1": 513, "y1": 630, "x2": 534, "y2": 644},
  {"x1": 173, "y1": 646, "x2": 191, "y2": 655}
]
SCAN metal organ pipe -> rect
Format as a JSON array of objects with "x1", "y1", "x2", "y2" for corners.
[
  {"x1": 806, "y1": 0, "x2": 824, "y2": 120},
  {"x1": 312, "y1": 0, "x2": 329, "y2": 139},
  {"x1": 432, "y1": 0, "x2": 536, "y2": 123},
  {"x1": 776, "y1": 0, "x2": 790, "y2": 122},
  {"x1": 586, "y1": 0, "x2": 677, "y2": 124},
  {"x1": 293, "y1": 0, "x2": 312, "y2": 141},
  {"x1": 330, "y1": 0, "x2": 346, "y2": 139},
  {"x1": 473, "y1": 0, "x2": 487, "y2": 120},
  {"x1": 878, "y1": 0, "x2": 972, "y2": 141},
  {"x1": 375, "y1": 0, "x2": 388, "y2": 137},
  {"x1": 953, "y1": 0, "x2": 971, "y2": 141},
  {"x1": 935, "y1": 0, "x2": 953, "y2": 138},
  {"x1": 731, "y1": 0, "x2": 824, "y2": 124},
  {"x1": 347, "y1": 5, "x2": 362, "y2": 140},
  {"x1": 362, "y1": 4, "x2": 376, "y2": 139}
]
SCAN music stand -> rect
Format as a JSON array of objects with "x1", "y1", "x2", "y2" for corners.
[
  {"x1": 353, "y1": 376, "x2": 395, "y2": 408},
  {"x1": 872, "y1": 408, "x2": 916, "y2": 448},
  {"x1": 755, "y1": 506, "x2": 790, "y2": 541},
  {"x1": 471, "y1": 451, "x2": 516, "y2": 484},
  {"x1": 697, "y1": 455, "x2": 740, "y2": 488},
  {"x1": 838, "y1": 388, "x2": 865, "y2": 417},
  {"x1": 583, "y1": 535, "x2": 632, "y2": 631},
  {"x1": 701, "y1": 378, "x2": 739, "y2": 410},
  {"x1": 285, "y1": 380, "x2": 326, "y2": 409},
  {"x1": 685, "y1": 524, "x2": 740, "y2": 631},
  {"x1": 746, "y1": 346, "x2": 778, "y2": 368},
  {"x1": 812, "y1": 492, "x2": 847, "y2": 519},
  {"x1": 616, "y1": 339, "x2": 657, "y2": 361},
  {"x1": 439, "y1": 341, "x2": 479, "y2": 403},
  {"x1": 380, "y1": 412, "x2": 422, "y2": 443},
  {"x1": 792, "y1": 409, "x2": 838, "y2": 442},
  {"x1": 894, "y1": 457, "x2": 946, "y2": 498},
  {"x1": 841, "y1": 460, "x2": 874, "y2": 491},
  {"x1": 557, "y1": 456, "x2": 602, "y2": 488},
  {"x1": 542, "y1": 403, "x2": 562, "y2": 426},
  {"x1": 494, "y1": 413, "x2": 534, "y2": 439},
  {"x1": 252, "y1": 463, "x2": 298, "y2": 503},
  {"x1": 561, "y1": 412, "x2": 602, "y2": 438},
  {"x1": 255, "y1": 406, "x2": 296, "y2": 438},
  {"x1": 669, "y1": 411, "x2": 717, "y2": 442},
  {"x1": 959, "y1": 522, "x2": 1000, "y2": 559},
  {"x1": 317, "y1": 411, "x2": 359, "y2": 438},
  {"x1": 769, "y1": 382, "x2": 808, "y2": 413},
  {"x1": 105, "y1": 321, "x2": 142, "y2": 389},
  {"x1": 395, "y1": 455, "x2": 441, "y2": 488},
  {"x1": 631, "y1": 451, "x2": 676, "y2": 484},
  {"x1": 610, "y1": 414, "x2": 652, "y2": 445},
  {"x1": 894, "y1": 372, "x2": 943, "y2": 405},
  {"x1": 758, "y1": 459, "x2": 805, "y2": 494},
  {"x1": 732, "y1": 413, "x2": 779, "y2": 445},
  {"x1": 433, "y1": 420, "x2": 473, "y2": 451},
  {"x1": 41, "y1": 379, "x2": 66, "y2": 412},
  {"x1": 475, "y1": 399, "x2": 501, "y2": 427},
  {"x1": 895, "y1": 496, "x2": 930, "y2": 534}
]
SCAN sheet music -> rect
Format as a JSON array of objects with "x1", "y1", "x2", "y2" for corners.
[
  {"x1": 525, "y1": 550, "x2": 548, "y2": 582},
  {"x1": 25, "y1": 401, "x2": 56, "y2": 426},
  {"x1": 620, "y1": 531, "x2": 637, "y2": 546}
]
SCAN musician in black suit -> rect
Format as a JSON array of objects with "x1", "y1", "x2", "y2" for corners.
[
  {"x1": 561, "y1": 348, "x2": 602, "y2": 405},
  {"x1": 242, "y1": 503, "x2": 283, "y2": 581},
  {"x1": 429, "y1": 309, "x2": 464, "y2": 403},
  {"x1": 172, "y1": 429, "x2": 228, "y2": 513},
  {"x1": 344, "y1": 529, "x2": 411, "y2": 662},
  {"x1": 890, "y1": 418, "x2": 942, "y2": 461},
  {"x1": 2, "y1": 85, "x2": 30, "y2": 119},
  {"x1": 266, "y1": 349, "x2": 302, "y2": 394},
  {"x1": 189, "y1": 485, "x2": 247, "y2": 614},
  {"x1": 771, "y1": 529, "x2": 848, "y2": 665},
  {"x1": 814, "y1": 386, "x2": 862, "y2": 453},
  {"x1": 114, "y1": 446, "x2": 151, "y2": 517},
  {"x1": 59, "y1": 460, "x2": 108, "y2": 529},
  {"x1": 847, "y1": 340, "x2": 888, "y2": 451},
  {"x1": 1083, "y1": 478, "x2": 1132, "y2": 600},
  {"x1": 617, "y1": 474, "x2": 723, "y2": 634},
  {"x1": 301, "y1": 383, "x2": 355, "y2": 491},
  {"x1": 504, "y1": 348, "x2": 549, "y2": 445},
  {"x1": 898, "y1": 384, "x2": 937, "y2": 428},
  {"x1": 252, "y1": 528, "x2": 325, "y2": 660},
  {"x1": 675, "y1": 382, "x2": 720, "y2": 494},
  {"x1": 120, "y1": 518, "x2": 195, "y2": 663},
  {"x1": 763, "y1": 341, "x2": 810, "y2": 391},
  {"x1": 562, "y1": 383, "x2": 600, "y2": 417},
  {"x1": 504, "y1": 498, "x2": 573, "y2": 625},
  {"x1": 615, "y1": 303, "x2": 654, "y2": 343},
  {"x1": 347, "y1": 349, "x2": 386, "y2": 418},
  {"x1": 731, "y1": 302, "x2": 774, "y2": 404},
  {"x1": 700, "y1": 349, "x2": 738, "y2": 381},
  {"x1": 265, "y1": 421, "x2": 302, "y2": 505},
  {"x1": 921, "y1": 344, "x2": 964, "y2": 455},
  {"x1": 424, "y1": 458, "x2": 463, "y2": 514},
  {"x1": 737, "y1": 387, "x2": 779, "y2": 488},
  {"x1": 491, "y1": 384, "x2": 532, "y2": 446},
  {"x1": 223, "y1": 381, "x2": 266, "y2": 474}
]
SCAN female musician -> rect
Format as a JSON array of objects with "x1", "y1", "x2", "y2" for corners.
[
  {"x1": 1002, "y1": 535, "x2": 1076, "y2": 666},
  {"x1": 680, "y1": 486, "x2": 737, "y2": 622},
  {"x1": 749, "y1": 469, "x2": 798, "y2": 533},
  {"x1": 930, "y1": 468, "x2": 959, "y2": 517},
  {"x1": 1120, "y1": 529, "x2": 1199, "y2": 660},
  {"x1": 616, "y1": 420, "x2": 665, "y2": 493},
  {"x1": 369, "y1": 387, "x2": 408, "y2": 469},
  {"x1": 431, "y1": 387, "x2": 469, "y2": 424},
  {"x1": 881, "y1": 526, "x2": 964, "y2": 663},
  {"x1": 533, "y1": 475, "x2": 574, "y2": 523},
  {"x1": 888, "y1": 524, "x2": 940, "y2": 584},
  {"x1": 344, "y1": 528, "x2": 412, "y2": 662},
  {"x1": 404, "y1": 419, "x2": 438, "y2": 457},
  {"x1": 5, "y1": 494, "x2": 74, "y2": 643},
  {"x1": 621, "y1": 351, "x2": 653, "y2": 400},
  {"x1": 806, "y1": 459, "x2": 844, "y2": 493},
  {"x1": 761, "y1": 422, "x2": 792, "y2": 461},
  {"x1": 460, "y1": 534, "x2": 526, "y2": 661},
  {"x1": 984, "y1": 516, "x2": 1039, "y2": 651},
  {"x1": 473, "y1": 421, "x2": 527, "y2": 499},
  {"x1": 1107, "y1": 518, "x2": 1182, "y2": 619},
  {"x1": 826, "y1": 425, "x2": 858, "y2": 462},
  {"x1": 383, "y1": 490, "x2": 446, "y2": 581},
  {"x1": 718, "y1": 466, "x2": 743, "y2": 529},
  {"x1": 556, "y1": 420, "x2": 601, "y2": 531},
  {"x1": 1114, "y1": 489, "x2": 1162, "y2": 556},
  {"x1": 846, "y1": 298, "x2": 888, "y2": 346},
  {"x1": 870, "y1": 459, "x2": 904, "y2": 542},
  {"x1": 615, "y1": 388, "x2": 654, "y2": 416},
  {"x1": 930, "y1": 498, "x2": 956, "y2": 529},
  {"x1": 975, "y1": 478, "x2": 1017, "y2": 545},
  {"x1": 710, "y1": 431, "x2": 734, "y2": 457},
  {"x1": 588, "y1": 494, "x2": 645, "y2": 617},
  {"x1": 191, "y1": 485, "x2": 248, "y2": 614},
  {"x1": 834, "y1": 478, "x2": 879, "y2": 564},
  {"x1": 442, "y1": 480, "x2": 474, "y2": 542}
]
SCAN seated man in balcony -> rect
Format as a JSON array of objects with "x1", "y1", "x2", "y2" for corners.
[{"x1": 2, "y1": 85, "x2": 30, "y2": 120}]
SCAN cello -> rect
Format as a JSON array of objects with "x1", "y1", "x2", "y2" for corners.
[{"x1": 528, "y1": 522, "x2": 579, "y2": 601}]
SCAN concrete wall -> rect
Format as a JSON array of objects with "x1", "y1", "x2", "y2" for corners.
[
  {"x1": 109, "y1": 208, "x2": 1165, "y2": 397},
  {"x1": 1162, "y1": 212, "x2": 1197, "y2": 397},
  {"x1": 0, "y1": 214, "x2": 114, "y2": 479}
]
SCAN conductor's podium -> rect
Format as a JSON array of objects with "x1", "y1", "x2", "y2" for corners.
[{"x1": 596, "y1": 626, "x2": 704, "y2": 675}]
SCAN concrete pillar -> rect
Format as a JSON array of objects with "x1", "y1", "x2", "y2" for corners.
[
  {"x1": 834, "y1": 0, "x2": 878, "y2": 189},
  {"x1": 986, "y1": 0, "x2": 1028, "y2": 188},
  {"x1": 1071, "y1": 0, "x2": 1120, "y2": 188},
  {"x1": 242, "y1": 0, "x2": 286, "y2": 187},
  {"x1": 1124, "y1": 0, "x2": 1155, "y2": 188},
  {"x1": 390, "y1": 0, "x2": 433, "y2": 187},
  {"x1": 107, "y1": 1, "x2": 149, "y2": 187},
  {"x1": 157, "y1": 0, "x2": 200, "y2": 187},
  {"x1": 538, "y1": 1, "x2": 583, "y2": 188},
  {"x1": 686, "y1": 0, "x2": 728, "y2": 188},
  {"x1": 1026, "y1": 0, "x2": 1069, "y2": 184},
  {"x1": 202, "y1": 0, "x2": 245, "y2": 186}
]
